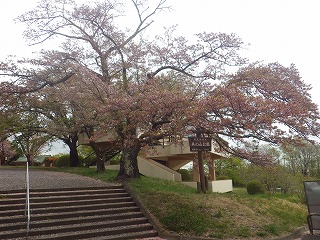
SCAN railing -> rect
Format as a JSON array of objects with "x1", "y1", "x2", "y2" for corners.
[{"x1": 25, "y1": 162, "x2": 30, "y2": 238}]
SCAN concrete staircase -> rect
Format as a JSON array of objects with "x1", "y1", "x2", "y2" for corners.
[{"x1": 0, "y1": 186, "x2": 158, "y2": 240}]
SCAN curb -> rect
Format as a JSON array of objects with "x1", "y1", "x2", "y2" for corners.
[{"x1": 270, "y1": 226, "x2": 308, "y2": 240}]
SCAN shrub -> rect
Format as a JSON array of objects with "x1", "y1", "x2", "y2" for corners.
[
  {"x1": 216, "y1": 175, "x2": 229, "y2": 180},
  {"x1": 214, "y1": 158, "x2": 246, "y2": 187},
  {"x1": 43, "y1": 157, "x2": 58, "y2": 167},
  {"x1": 239, "y1": 165, "x2": 304, "y2": 194},
  {"x1": 177, "y1": 169, "x2": 192, "y2": 181},
  {"x1": 110, "y1": 153, "x2": 121, "y2": 165},
  {"x1": 247, "y1": 180, "x2": 265, "y2": 195},
  {"x1": 79, "y1": 157, "x2": 92, "y2": 167},
  {"x1": 56, "y1": 154, "x2": 70, "y2": 167}
]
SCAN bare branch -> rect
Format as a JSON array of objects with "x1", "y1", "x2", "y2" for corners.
[{"x1": 4, "y1": 73, "x2": 74, "y2": 94}]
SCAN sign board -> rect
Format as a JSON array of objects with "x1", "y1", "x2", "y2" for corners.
[{"x1": 188, "y1": 137, "x2": 212, "y2": 152}]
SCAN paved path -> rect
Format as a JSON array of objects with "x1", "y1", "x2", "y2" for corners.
[
  {"x1": 0, "y1": 167, "x2": 117, "y2": 191},
  {"x1": 293, "y1": 230, "x2": 320, "y2": 240}
]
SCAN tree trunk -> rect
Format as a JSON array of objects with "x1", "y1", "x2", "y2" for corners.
[
  {"x1": 25, "y1": 153, "x2": 32, "y2": 166},
  {"x1": 0, "y1": 143, "x2": 4, "y2": 165},
  {"x1": 88, "y1": 142, "x2": 107, "y2": 173},
  {"x1": 69, "y1": 142, "x2": 79, "y2": 167},
  {"x1": 96, "y1": 151, "x2": 106, "y2": 173},
  {"x1": 198, "y1": 151, "x2": 207, "y2": 193},
  {"x1": 118, "y1": 140, "x2": 141, "y2": 179},
  {"x1": 63, "y1": 135, "x2": 79, "y2": 167}
]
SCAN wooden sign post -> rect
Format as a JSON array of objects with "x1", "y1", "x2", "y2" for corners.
[{"x1": 188, "y1": 135, "x2": 212, "y2": 193}]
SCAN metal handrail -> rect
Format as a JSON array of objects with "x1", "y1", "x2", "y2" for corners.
[{"x1": 25, "y1": 162, "x2": 30, "y2": 238}]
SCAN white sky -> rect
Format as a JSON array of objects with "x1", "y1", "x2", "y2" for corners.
[{"x1": 167, "y1": 0, "x2": 320, "y2": 104}]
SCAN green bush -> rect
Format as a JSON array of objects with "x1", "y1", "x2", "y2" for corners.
[
  {"x1": 247, "y1": 180, "x2": 265, "y2": 195},
  {"x1": 55, "y1": 154, "x2": 86, "y2": 167},
  {"x1": 239, "y1": 165, "x2": 304, "y2": 194},
  {"x1": 110, "y1": 153, "x2": 121, "y2": 165},
  {"x1": 229, "y1": 172, "x2": 246, "y2": 187},
  {"x1": 214, "y1": 158, "x2": 246, "y2": 187},
  {"x1": 177, "y1": 169, "x2": 192, "y2": 181},
  {"x1": 56, "y1": 154, "x2": 70, "y2": 167},
  {"x1": 216, "y1": 175, "x2": 229, "y2": 180}
]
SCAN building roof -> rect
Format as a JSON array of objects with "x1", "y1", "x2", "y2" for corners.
[{"x1": 13, "y1": 155, "x2": 51, "y2": 164}]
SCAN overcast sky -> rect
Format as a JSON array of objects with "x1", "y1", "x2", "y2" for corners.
[
  {"x1": 169, "y1": 0, "x2": 320, "y2": 104},
  {"x1": 1, "y1": 0, "x2": 319, "y2": 153}
]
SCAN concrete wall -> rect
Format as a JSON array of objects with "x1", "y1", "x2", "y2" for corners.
[
  {"x1": 105, "y1": 165, "x2": 120, "y2": 170},
  {"x1": 104, "y1": 159, "x2": 232, "y2": 193},
  {"x1": 78, "y1": 131, "x2": 118, "y2": 145},
  {"x1": 209, "y1": 180, "x2": 233, "y2": 193},
  {"x1": 146, "y1": 142, "x2": 192, "y2": 158},
  {"x1": 182, "y1": 180, "x2": 233, "y2": 193},
  {"x1": 104, "y1": 157, "x2": 182, "y2": 182},
  {"x1": 137, "y1": 157, "x2": 182, "y2": 182},
  {"x1": 146, "y1": 141, "x2": 226, "y2": 159}
]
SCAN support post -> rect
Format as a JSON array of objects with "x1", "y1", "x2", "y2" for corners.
[{"x1": 198, "y1": 150, "x2": 206, "y2": 193}]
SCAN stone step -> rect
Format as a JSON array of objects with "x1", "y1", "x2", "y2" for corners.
[
  {"x1": 0, "y1": 186, "x2": 158, "y2": 240},
  {"x1": 83, "y1": 230, "x2": 159, "y2": 240},
  {"x1": 1, "y1": 188, "x2": 124, "y2": 196},
  {"x1": 0, "y1": 218, "x2": 152, "y2": 239},
  {"x1": 0, "y1": 206, "x2": 141, "y2": 223},
  {"x1": 0, "y1": 196, "x2": 133, "y2": 211},
  {"x1": 1, "y1": 201, "x2": 137, "y2": 217},
  {"x1": 0, "y1": 186, "x2": 123, "y2": 195},
  {"x1": 5, "y1": 230, "x2": 159, "y2": 240},
  {"x1": 0, "y1": 212, "x2": 146, "y2": 231},
  {"x1": 0, "y1": 192, "x2": 130, "y2": 204},
  {"x1": 33, "y1": 224, "x2": 156, "y2": 240},
  {"x1": 0, "y1": 210, "x2": 144, "y2": 225},
  {"x1": 28, "y1": 187, "x2": 127, "y2": 196}
]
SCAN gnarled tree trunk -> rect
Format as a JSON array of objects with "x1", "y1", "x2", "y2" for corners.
[
  {"x1": 63, "y1": 135, "x2": 80, "y2": 167},
  {"x1": 89, "y1": 142, "x2": 108, "y2": 173},
  {"x1": 96, "y1": 151, "x2": 106, "y2": 173},
  {"x1": 118, "y1": 139, "x2": 141, "y2": 179}
]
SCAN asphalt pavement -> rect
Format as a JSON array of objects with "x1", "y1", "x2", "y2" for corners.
[{"x1": 0, "y1": 167, "x2": 117, "y2": 191}]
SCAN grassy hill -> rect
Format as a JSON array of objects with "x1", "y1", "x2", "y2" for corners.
[{"x1": 51, "y1": 167, "x2": 307, "y2": 239}]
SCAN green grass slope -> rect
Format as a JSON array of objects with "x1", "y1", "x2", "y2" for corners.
[{"x1": 48, "y1": 167, "x2": 307, "y2": 239}]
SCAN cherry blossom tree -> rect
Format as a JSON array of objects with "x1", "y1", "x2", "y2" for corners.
[
  {"x1": 0, "y1": 82, "x2": 46, "y2": 165},
  {"x1": 10, "y1": 110, "x2": 51, "y2": 165},
  {"x1": 188, "y1": 63, "x2": 320, "y2": 165},
  {"x1": 0, "y1": 82, "x2": 21, "y2": 141},
  {"x1": 21, "y1": 0, "x2": 244, "y2": 175},
  {"x1": 0, "y1": 0, "x2": 318, "y2": 181},
  {"x1": 0, "y1": 140, "x2": 16, "y2": 165}
]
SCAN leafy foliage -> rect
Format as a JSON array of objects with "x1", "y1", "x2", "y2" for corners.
[
  {"x1": 283, "y1": 141, "x2": 320, "y2": 177},
  {"x1": 215, "y1": 158, "x2": 246, "y2": 186},
  {"x1": 239, "y1": 164, "x2": 304, "y2": 194},
  {"x1": 0, "y1": 140, "x2": 17, "y2": 165},
  {"x1": 56, "y1": 154, "x2": 70, "y2": 167},
  {"x1": 177, "y1": 168, "x2": 192, "y2": 181},
  {"x1": 247, "y1": 180, "x2": 265, "y2": 195},
  {"x1": 77, "y1": 145, "x2": 97, "y2": 166}
]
